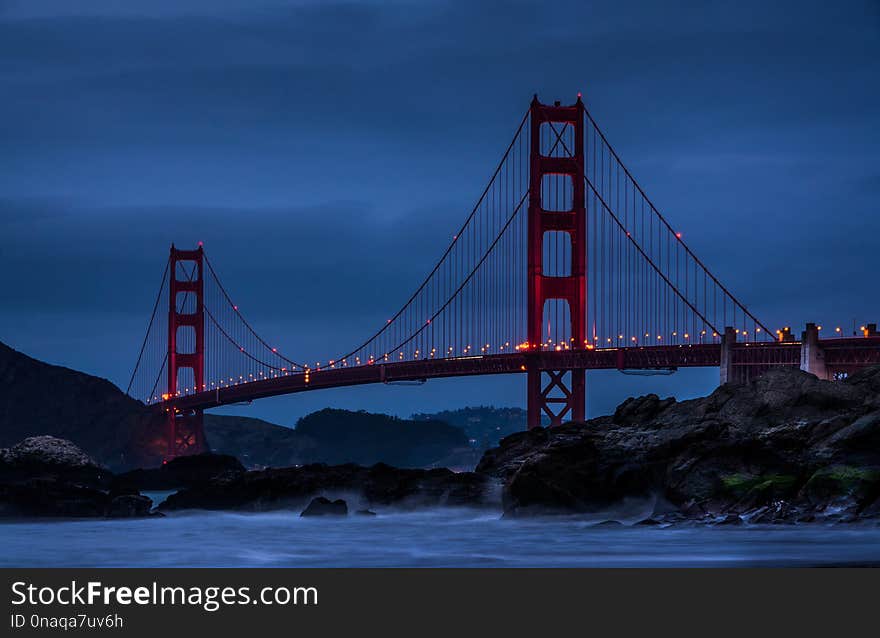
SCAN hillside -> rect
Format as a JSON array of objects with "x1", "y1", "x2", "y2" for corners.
[
  {"x1": 0, "y1": 341, "x2": 165, "y2": 470},
  {"x1": 293, "y1": 408, "x2": 470, "y2": 468},
  {"x1": 412, "y1": 406, "x2": 527, "y2": 448},
  {"x1": 203, "y1": 415, "x2": 313, "y2": 468},
  {"x1": 0, "y1": 341, "x2": 475, "y2": 471}
]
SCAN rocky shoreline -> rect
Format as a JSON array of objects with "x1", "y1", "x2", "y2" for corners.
[
  {"x1": 478, "y1": 366, "x2": 880, "y2": 524},
  {"x1": 2, "y1": 365, "x2": 879, "y2": 525},
  {"x1": 0, "y1": 436, "x2": 153, "y2": 518}
]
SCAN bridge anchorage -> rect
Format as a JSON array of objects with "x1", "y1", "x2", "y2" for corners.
[{"x1": 127, "y1": 94, "x2": 880, "y2": 459}]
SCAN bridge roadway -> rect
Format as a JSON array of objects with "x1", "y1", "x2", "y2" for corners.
[{"x1": 164, "y1": 336, "x2": 880, "y2": 413}]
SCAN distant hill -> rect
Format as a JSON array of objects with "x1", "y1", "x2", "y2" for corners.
[
  {"x1": 0, "y1": 341, "x2": 165, "y2": 470},
  {"x1": 207, "y1": 409, "x2": 475, "y2": 470},
  {"x1": 0, "y1": 340, "x2": 474, "y2": 471},
  {"x1": 412, "y1": 406, "x2": 527, "y2": 449},
  {"x1": 293, "y1": 408, "x2": 470, "y2": 468},
  {"x1": 203, "y1": 415, "x2": 313, "y2": 468}
]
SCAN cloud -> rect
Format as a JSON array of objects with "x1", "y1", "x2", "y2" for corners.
[{"x1": 0, "y1": 0, "x2": 878, "y2": 418}]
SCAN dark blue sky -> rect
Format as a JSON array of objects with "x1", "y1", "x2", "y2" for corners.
[{"x1": 1, "y1": 0, "x2": 878, "y2": 426}]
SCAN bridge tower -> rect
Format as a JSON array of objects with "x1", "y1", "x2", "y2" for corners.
[
  {"x1": 526, "y1": 95, "x2": 587, "y2": 428},
  {"x1": 166, "y1": 244, "x2": 207, "y2": 458}
]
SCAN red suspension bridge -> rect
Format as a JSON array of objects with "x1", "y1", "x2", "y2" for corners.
[{"x1": 127, "y1": 95, "x2": 880, "y2": 458}]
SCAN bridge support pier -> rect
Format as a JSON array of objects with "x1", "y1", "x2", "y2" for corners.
[
  {"x1": 800, "y1": 322, "x2": 829, "y2": 380},
  {"x1": 527, "y1": 366, "x2": 585, "y2": 428},
  {"x1": 719, "y1": 326, "x2": 737, "y2": 385}
]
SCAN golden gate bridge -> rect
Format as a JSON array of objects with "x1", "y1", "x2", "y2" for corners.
[{"x1": 126, "y1": 95, "x2": 880, "y2": 458}]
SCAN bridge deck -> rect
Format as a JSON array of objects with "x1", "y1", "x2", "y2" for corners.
[{"x1": 162, "y1": 337, "x2": 880, "y2": 412}]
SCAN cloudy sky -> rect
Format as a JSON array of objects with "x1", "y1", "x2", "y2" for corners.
[{"x1": 1, "y1": 0, "x2": 878, "y2": 425}]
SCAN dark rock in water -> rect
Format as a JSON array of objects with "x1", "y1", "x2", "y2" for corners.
[
  {"x1": 635, "y1": 518, "x2": 662, "y2": 526},
  {"x1": 159, "y1": 462, "x2": 492, "y2": 512},
  {"x1": 0, "y1": 479, "x2": 154, "y2": 519},
  {"x1": 107, "y1": 494, "x2": 153, "y2": 518},
  {"x1": 592, "y1": 520, "x2": 625, "y2": 528},
  {"x1": 714, "y1": 514, "x2": 743, "y2": 526},
  {"x1": 0, "y1": 480, "x2": 109, "y2": 517},
  {"x1": 0, "y1": 436, "x2": 110, "y2": 488},
  {"x1": 300, "y1": 496, "x2": 347, "y2": 517},
  {"x1": 0, "y1": 437, "x2": 153, "y2": 518},
  {"x1": 355, "y1": 509, "x2": 377, "y2": 516},
  {"x1": 113, "y1": 453, "x2": 246, "y2": 491},
  {"x1": 476, "y1": 365, "x2": 880, "y2": 523}
]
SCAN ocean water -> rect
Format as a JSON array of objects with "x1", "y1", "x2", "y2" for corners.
[{"x1": 2, "y1": 507, "x2": 879, "y2": 567}]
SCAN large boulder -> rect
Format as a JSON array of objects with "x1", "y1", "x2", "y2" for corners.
[
  {"x1": 0, "y1": 437, "x2": 154, "y2": 518},
  {"x1": 0, "y1": 481, "x2": 109, "y2": 518},
  {"x1": 158, "y1": 462, "x2": 493, "y2": 512},
  {"x1": 476, "y1": 365, "x2": 880, "y2": 522},
  {"x1": 0, "y1": 436, "x2": 110, "y2": 488},
  {"x1": 300, "y1": 496, "x2": 348, "y2": 517},
  {"x1": 113, "y1": 453, "x2": 246, "y2": 491},
  {"x1": 107, "y1": 494, "x2": 154, "y2": 518}
]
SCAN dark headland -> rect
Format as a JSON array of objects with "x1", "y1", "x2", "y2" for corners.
[{"x1": 1, "y1": 340, "x2": 879, "y2": 524}]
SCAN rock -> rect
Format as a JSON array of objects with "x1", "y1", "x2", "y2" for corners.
[
  {"x1": 475, "y1": 365, "x2": 880, "y2": 523},
  {"x1": 0, "y1": 437, "x2": 153, "y2": 519},
  {"x1": 614, "y1": 394, "x2": 675, "y2": 425},
  {"x1": 300, "y1": 496, "x2": 347, "y2": 517},
  {"x1": 113, "y1": 453, "x2": 246, "y2": 491},
  {"x1": 0, "y1": 435, "x2": 96, "y2": 469},
  {"x1": 0, "y1": 480, "x2": 108, "y2": 518},
  {"x1": 107, "y1": 494, "x2": 153, "y2": 518},
  {"x1": 355, "y1": 509, "x2": 377, "y2": 516},
  {"x1": 0, "y1": 436, "x2": 109, "y2": 488},
  {"x1": 714, "y1": 514, "x2": 743, "y2": 526},
  {"x1": 159, "y1": 462, "x2": 493, "y2": 512},
  {"x1": 801, "y1": 465, "x2": 880, "y2": 508}
]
